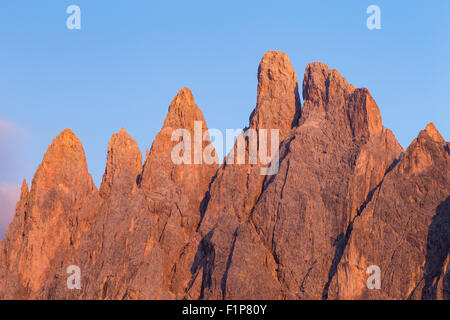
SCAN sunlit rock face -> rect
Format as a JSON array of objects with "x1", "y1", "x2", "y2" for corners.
[{"x1": 0, "y1": 52, "x2": 448, "y2": 300}]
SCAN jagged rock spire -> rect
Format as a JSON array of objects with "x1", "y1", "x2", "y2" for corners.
[
  {"x1": 302, "y1": 62, "x2": 355, "y2": 107},
  {"x1": 301, "y1": 62, "x2": 385, "y2": 140},
  {"x1": 141, "y1": 87, "x2": 217, "y2": 191},
  {"x1": 162, "y1": 87, "x2": 205, "y2": 130},
  {"x1": 99, "y1": 128, "x2": 142, "y2": 198},
  {"x1": 421, "y1": 122, "x2": 445, "y2": 143},
  {"x1": 32, "y1": 128, "x2": 96, "y2": 197},
  {"x1": 0, "y1": 129, "x2": 97, "y2": 297},
  {"x1": 398, "y1": 122, "x2": 448, "y2": 177},
  {"x1": 19, "y1": 178, "x2": 28, "y2": 201},
  {"x1": 250, "y1": 51, "x2": 301, "y2": 139}
]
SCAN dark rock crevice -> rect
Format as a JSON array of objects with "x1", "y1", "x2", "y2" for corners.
[
  {"x1": 187, "y1": 230, "x2": 215, "y2": 300},
  {"x1": 321, "y1": 156, "x2": 400, "y2": 299},
  {"x1": 422, "y1": 196, "x2": 450, "y2": 300},
  {"x1": 220, "y1": 227, "x2": 239, "y2": 300}
]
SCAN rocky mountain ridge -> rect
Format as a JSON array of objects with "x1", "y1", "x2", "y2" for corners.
[{"x1": 0, "y1": 51, "x2": 448, "y2": 299}]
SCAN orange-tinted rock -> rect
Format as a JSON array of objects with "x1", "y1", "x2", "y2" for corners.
[
  {"x1": 141, "y1": 87, "x2": 218, "y2": 224},
  {"x1": 250, "y1": 51, "x2": 301, "y2": 137},
  {"x1": 0, "y1": 129, "x2": 98, "y2": 298},
  {"x1": 0, "y1": 52, "x2": 448, "y2": 301},
  {"x1": 196, "y1": 60, "x2": 403, "y2": 299},
  {"x1": 330, "y1": 123, "x2": 450, "y2": 299},
  {"x1": 184, "y1": 51, "x2": 302, "y2": 299},
  {"x1": 22, "y1": 88, "x2": 218, "y2": 300},
  {"x1": 99, "y1": 128, "x2": 142, "y2": 198}
]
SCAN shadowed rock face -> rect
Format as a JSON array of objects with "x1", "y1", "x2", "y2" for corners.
[{"x1": 0, "y1": 51, "x2": 448, "y2": 300}]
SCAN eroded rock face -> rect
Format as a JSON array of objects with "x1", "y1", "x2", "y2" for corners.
[
  {"x1": 99, "y1": 128, "x2": 142, "y2": 198},
  {"x1": 141, "y1": 87, "x2": 218, "y2": 230},
  {"x1": 192, "y1": 61, "x2": 404, "y2": 300},
  {"x1": 23, "y1": 88, "x2": 218, "y2": 300},
  {"x1": 0, "y1": 130, "x2": 98, "y2": 298},
  {"x1": 250, "y1": 51, "x2": 301, "y2": 137},
  {"x1": 328, "y1": 123, "x2": 450, "y2": 300},
  {"x1": 183, "y1": 51, "x2": 302, "y2": 299},
  {"x1": 0, "y1": 51, "x2": 448, "y2": 300}
]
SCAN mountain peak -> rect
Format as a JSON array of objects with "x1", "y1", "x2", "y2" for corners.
[
  {"x1": 250, "y1": 50, "x2": 301, "y2": 139},
  {"x1": 302, "y1": 62, "x2": 355, "y2": 107},
  {"x1": 0, "y1": 128, "x2": 96, "y2": 293},
  {"x1": 141, "y1": 88, "x2": 217, "y2": 190},
  {"x1": 257, "y1": 51, "x2": 294, "y2": 81},
  {"x1": 40, "y1": 129, "x2": 87, "y2": 170},
  {"x1": 170, "y1": 87, "x2": 195, "y2": 108},
  {"x1": 421, "y1": 122, "x2": 445, "y2": 143},
  {"x1": 59, "y1": 128, "x2": 76, "y2": 138},
  {"x1": 99, "y1": 128, "x2": 142, "y2": 197},
  {"x1": 51, "y1": 128, "x2": 80, "y2": 149},
  {"x1": 20, "y1": 178, "x2": 29, "y2": 198},
  {"x1": 32, "y1": 128, "x2": 95, "y2": 195},
  {"x1": 399, "y1": 123, "x2": 448, "y2": 177},
  {"x1": 162, "y1": 87, "x2": 203, "y2": 130},
  {"x1": 299, "y1": 62, "x2": 387, "y2": 141}
]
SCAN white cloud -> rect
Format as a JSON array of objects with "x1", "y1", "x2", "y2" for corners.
[
  {"x1": 0, "y1": 119, "x2": 27, "y2": 239},
  {"x1": 0, "y1": 183, "x2": 20, "y2": 239}
]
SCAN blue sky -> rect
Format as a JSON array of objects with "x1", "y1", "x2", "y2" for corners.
[{"x1": 0, "y1": 1, "x2": 449, "y2": 235}]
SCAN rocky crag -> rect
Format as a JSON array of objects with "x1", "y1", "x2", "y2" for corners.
[{"x1": 0, "y1": 51, "x2": 448, "y2": 300}]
